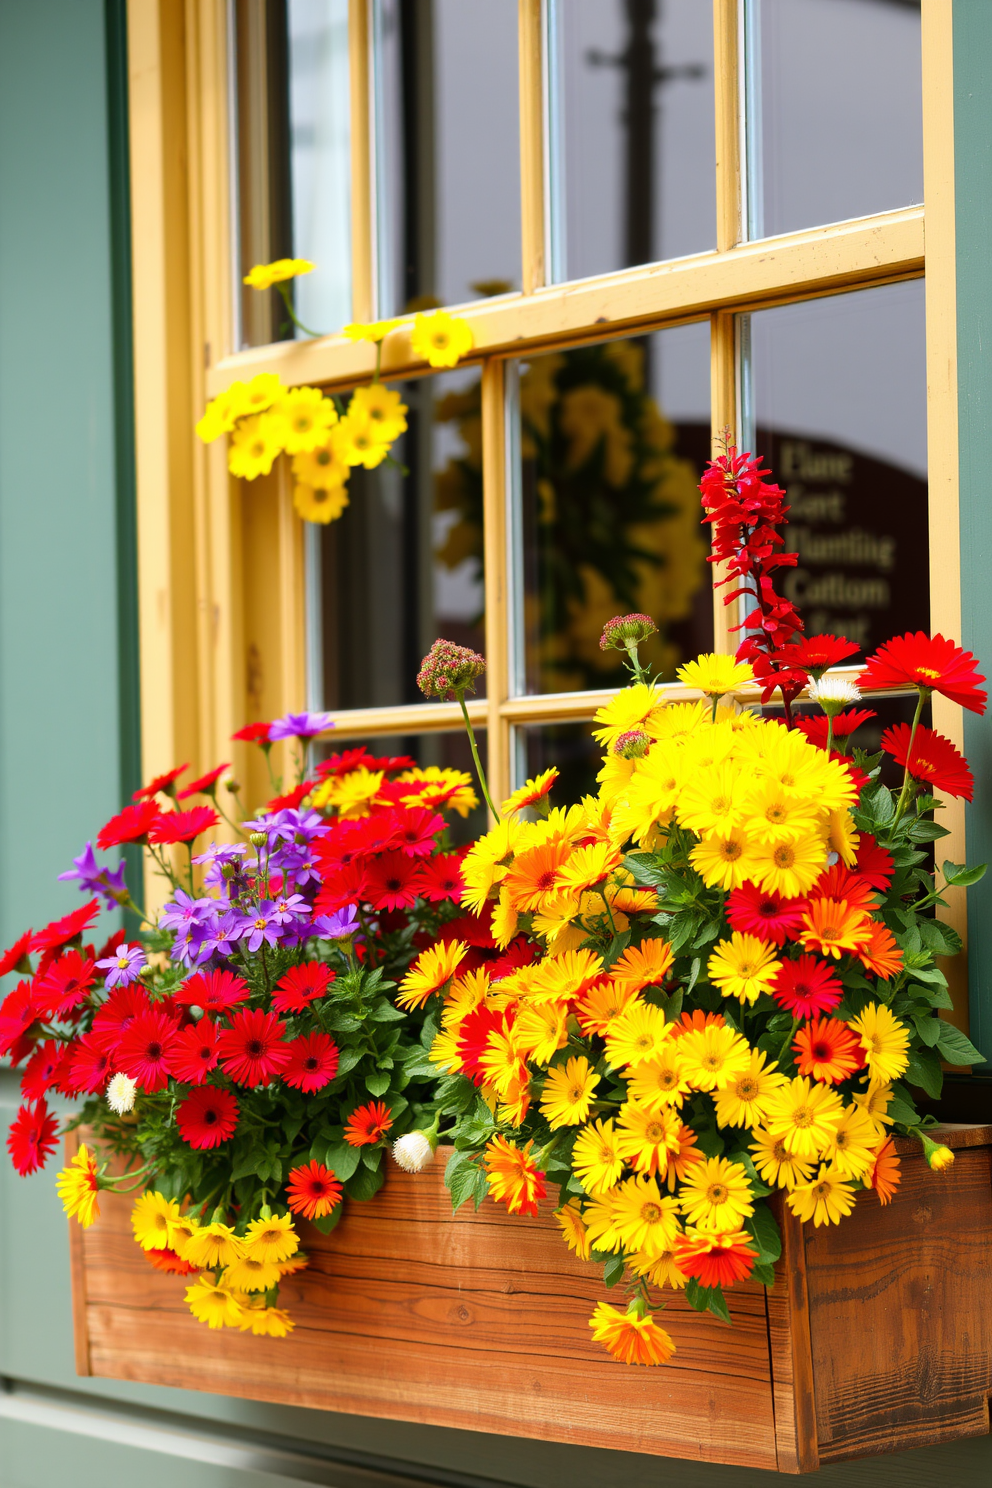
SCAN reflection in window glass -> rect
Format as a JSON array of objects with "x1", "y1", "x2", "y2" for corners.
[
  {"x1": 754, "y1": 0, "x2": 922, "y2": 239},
  {"x1": 522, "y1": 722, "x2": 602, "y2": 808},
  {"x1": 749, "y1": 279, "x2": 928, "y2": 658},
  {"x1": 314, "y1": 731, "x2": 488, "y2": 845},
  {"x1": 516, "y1": 321, "x2": 713, "y2": 696},
  {"x1": 376, "y1": 0, "x2": 521, "y2": 314},
  {"x1": 316, "y1": 368, "x2": 484, "y2": 712},
  {"x1": 235, "y1": 0, "x2": 351, "y2": 348},
  {"x1": 554, "y1": 0, "x2": 715, "y2": 280}
]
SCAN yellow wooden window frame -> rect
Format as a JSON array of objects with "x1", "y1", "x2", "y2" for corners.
[{"x1": 125, "y1": 0, "x2": 966, "y2": 1020}]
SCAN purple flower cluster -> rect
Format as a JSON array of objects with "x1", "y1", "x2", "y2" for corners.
[{"x1": 58, "y1": 843, "x2": 128, "y2": 909}]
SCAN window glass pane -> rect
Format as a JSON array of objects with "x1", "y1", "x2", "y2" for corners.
[
  {"x1": 316, "y1": 367, "x2": 484, "y2": 711},
  {"x1": 376, "y1": 0, "x2": 521, "y2": 314},
  {"x1": 555, "y1": 0, "x2": 716, "y2": 281},
  {"x1": 314, "y1": 731, "x2": 488, "y2": 844},
  {"x1": 748, "y1": 279, "x2": 928, "y2": 657},
  {"x1": 235, "y1": 0, "x2": 351, "y2": 349},
  {"x1": 754, "y1": 0, "x2": 922, "y2": 239},
  {"x1": 515, "y1": 321, "x2": 714, "y2": 696},
  {"x1": 521, "y1": 721, "x2": 602, "y2": 807}
]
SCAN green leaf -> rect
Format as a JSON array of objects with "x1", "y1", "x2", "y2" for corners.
[
  {"x1": 603, "y1": 1253, "x2": 626, "y2": 1288},
  {"x1": 365, "y1": 1069, "x2": 392, "y2": 1097},
  {"x1": 942, "y1": 860, "x2": 988, "y2": 888},
  {"x1": 334, "y1": 1046, "x2": 363, "y2": 1078},
  {"x1": 369, "y1": 1000, "x2": 406, "y2": 1023},
  {"x1": 751, "y1": 1262, "x2": 775, "y2": 1288},
  {"x1": 308, "y1": 1203, "x2": 344, "y2": 1236},
  {"x1": 934, "y1": 1020, "x2": 986, "y2": 1068},
  {"x1": 907, "y1": 820, "x2": 949, "y2": 842},
  {"x1": 886, "y1": 1090, "x2": 920, "y2": 1126},
  {"x1": 904, "y1": 1046, "x2": 943, "y2": 1100},
  {"x1": 403, "y1": 1055, "x2": 440, "y2": 1080},
  {"x1": 445, "y1": 1150, "x2": 482, "y2": 1212},
  {"x1": 745, "y1": 1204, "x2": 782, "y2": 1265},
  {"x1": 345, "y1": 1162, "x2": 386, "y2": 1201},
  {"x1": 322, "y1": 1142, "x2": 362, "y2": 1182},
  {"x1": 320, "y1": 1009, "x2": 363, "y2": 1033},
  {"x1": 472, "y1": 1165, "x2": 490, "y2": 1210},
  {"x1": 685, "y1": 1278, "x2": 731, "y2": 1324},
  {"x1": 918, "y1": 918, "x2": 961, "y2": 957},
  {"x1": 912, "y1": 1012, "x2": 941, "y2": 1047}
]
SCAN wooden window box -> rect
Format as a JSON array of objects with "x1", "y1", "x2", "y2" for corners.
[{"x1": 68, "y1": 1124, "x2": 992, "y2": 1475}]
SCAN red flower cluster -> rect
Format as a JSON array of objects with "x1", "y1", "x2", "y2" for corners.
[{"x1": 313, "y1": 804, "x2": 462, "y2": 915}]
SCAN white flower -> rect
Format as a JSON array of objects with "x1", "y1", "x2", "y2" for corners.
[
  {"x1": 106, "y1": 1072, "x2": 137, "y2": 1116},
  {"x1": 808, "y1": 675, "x2": 862, "y2": 706},
  {"x1": 392, "y1": 1131, "x2": 435, "y2": 1173}
]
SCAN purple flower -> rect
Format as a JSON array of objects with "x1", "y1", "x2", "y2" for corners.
[
  {"x1": 96, "y1": 942, "x2": 146, "y2": 988},
  {"x1": 58, "y1": 843, "x2": 129, "y2": 909},
  {"x1": 193, "y1": 842, "x2": 249, "y2": 892},
  {"x1": 312, "y1": 905, "x2": 361, "y2": 940},
  {"x1": 269, "y1": 892, "x2": 310, "y2": 927},
  {"x1": 233, "y1": 902, "x2": 282, "y2": 953},
  {"x1": 159, "y1": 889, "x2": 217, "y2": 934},
  {"x1": 268, "y1": 711, "x2": 334, "y2": 742},
  {"x1": 197, "y1": 908, "x2": 241, "y2": 960},
  {"x1": 170, "y1": 920, "x2": 214, "y2": 968}
]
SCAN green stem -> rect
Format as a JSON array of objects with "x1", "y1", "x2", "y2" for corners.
[
  {"x1": 894, "y1": 688, "x2": 927, "y2": 822},
  {"x1": 262, "y1": 747, "x2": 281, "y2": 797},
  {"x1": 276, "y1": 282, "x2": 324, "y2": 338},
  {"x1": 825, "y1": 715, "x2": 835, "y2": 755},
  {"x1": 776, "y1": 1015, "x2": 799, "y2": 1066},
  {"x1": 457, "y1": 691, "x2": 498, "y2": 819}
]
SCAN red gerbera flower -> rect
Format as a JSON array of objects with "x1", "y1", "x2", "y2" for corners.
[
  {"x1": 674, "y1": 1229, "x2": 757, "y2": 1288},
  {"x1": 176, "y1": 1085, "x2": 239, "y2": 1148},
  {"x1": 66, "y1": 1032, "x2": 116, "y2": 1094},
  {"x1": 420, "y1": 853, "x2": 465, "y2": 903},
  {"x1": 855, "y1": 833, "x2": 894, "y2": 890},
  {"x1": 807, "y1": 864, "x2": 876, "y2": 911},
  {"x1": 145, "y1": 1247, "x2": 198, "y2": 1276},
  {"x1": 148, "y1": 807, "x2": 220, "y2": 845},
  {"x1": 133, "y1": 764, "x2": 189, "y2": 800},
  {"x1": 385, "y1": 807, "x2": 445, "y2": 858},
  {"x1": 19, "y1": 1040, "x2": 72, "y2": 1102},
  {"x1": 488, "y1": 934, "x2": 539, "y2": 981},
  {"x1": 363, "y1": 851, "x2": 428, "y2": 911},
  {"x1": 271, "y1": 962, "x2": 334, "y2": 1013},
  {"x1": 266, "y1": 782, "x2": 313, "y2": 811},
  {"x1": 286, "y1": 1159, "x2": 344, "y2": 1219},
  {"x1": 0, "y1": 980, "x2": 42, "y2": 1058},
  {"x1": 772, "y1": 956, "x2": 843, "y2": 1018},
  {"x1": 97, "y1": 800, "x2": 161, "y2": 850},
  {"x1": 34, "y1": 951, "x2": 98, "y2": 1021},
  {"x1": 282, "y1": 1031, "x2": 340, "y2": 1092},
  {"x1": 314, "y1": 746, "x2": 372, "y2": 779},
  {"x1": 30, "y1": 900, "x2": 101, "y2": 955},
  {"x1": 166, "y1": 1017, "x2": 220, "y2": 1084},
  {"x1": 117, "y1": 1009, "x2": 180, "y2": 1092},
  {"x1": 860, "y1": 632, "x2": 987, "y2": 714},
  {"x1": 172, "y1": 968, "x2": 249, "y2": 1014},
  {"x1": 177, "y1": 763, "x2": 230, "y2": 799},
  {"x1": 778, "y1": 633, "x2": 860, "y2": 677},
  {"x1": 0, "y1": 930, "x2": 33, "y2": 979},
  {"x1": 794, "y1": 708, "x2": 877, "y2": 749},
  {"x1": 6, "y1": 1100, "x2": 60, "y2": 1175},
  {"x1": 91, "y1": 985, "x2": 151, "y2": 1052},
  {"x1": 725, "y1": 884, "x2": 808, "y2": 946},
  {"x1": 312, "y1": 858, "x2": 370, "y2": 915},
  {"x1": 216, "y1": 1008, "x2": 291, "y2": 1086},
  {"x1": 231, "y1": 720, "x2": 273, "y2": 744},
  {"x1": 455, "y1": 1005, "x2": 510, "y2": 1085},
  {"x1": 793, "y1": 1016, "x2": 864, "y2": 1083},
  {"x1": 880, "y1": 723, "x2": 974, "y2": 801},
  {"x1": 343, "y1": 1100, "x2": 393, "y2": 1146}
]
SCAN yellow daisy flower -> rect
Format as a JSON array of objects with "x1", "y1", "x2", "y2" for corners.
[
  {"x1": 713, "y1": 1049, "x2": 786, "y2": 1128},
  {"x1": 629, "y1": 1245, "x2": 689, "y2": 1290},
  {"x1": 678, "y1": 1155, "x2": 754, "y2": 1232},
  {"x1": 554, "y1": 1200, "x2": 591, "y2": 1260},
  {"x1": 749, "y1": 1127, "x2": 815, "y2": 1190},
  {"x1": 291, "y1": 429, "x2": 349, "y2": 487},
  {"x1": 337, "y1": 407, "x2": 391, "y2": 468},
  {"x1": 786, "y1": 1164, "x2": 857, "y2": 1227},
  {"x1": 763, "y1": 1076, "x2": 845, "y2": 1159},
  {"x1": 397, "y1": 940, "x2": 469, "y2": 1010},
  {"x1": 184, "y1": 1222, "x2": 246, "y2": 1270},
  {"x1": 591, "y1": 682, "x2": 666, "y2": 748},
  {"x1": 243, "y1": 256, "x2": 314, "y2": 289},
  {"x1": 677, "y1": 1022, "x2": 752, "y2": 1092},
  {"x1": 821, "y1": 1103, "x2": 879, "y2": 1180},
  {"x1": 689, "y1": 829, "x2": 760, "y2": 891},
  {"x1": 228, "y1": 412, "x2": 283, "y2": 480},
  {"x1": 347, "y1": 383, "x2": 408, "y2": 442},
  {"x1": 238, "y1": 1302, "x2": 295, "y2": 1336},
  {"x1": 624, "y1": 1043, "x2": 693, "y2": 1111},
  {"x1": 222, "y1": 1253, "x2": 283, "y2": 1293},
  {"x1": 614, "y1": 1101, "x2": 682, "y2": 1176},
  {"x1": 271, "y1": 386, "x2": 338, "y2": 454},
  {"x1": 411, "y1": 309, "x2": 474, "y2": 368},
  {"x1": 751, "y1": 833, "x2": 827, "y2": 898},
  {"x1": 707, "y1": 932, "x2": 782, "y2": 1006},
  {"x1": 244, "y1": 1213, "x2": 299, "y2": 1265},
  {"x1": 609, "y1": 1174, "x2": 682, "y2": 1258},
  {"x1": 342, "y1": 317, "x2": 404, "y2": 343},
  {"x1": 744, "y1": 778, "x2": 822, "y2": 844},
  {"x1": 501, "y1": 767, "x2": 559, "y2": 816},
  {"x1": 848, "y1": 1003, "x2": 911, "y2": 1083},
  {"x1": 131, "y1": 1191, "x2": 181, "y2": 1252},
  {"x1": 185, "y1": 1274, "x2": 245, "y2": 1329},
  {"x1": 676, "y1": 763, "x2": 747, "y2": 837},
  {"x1": 527, "y1": 947, "x2": 605, "y2": 1001},
  {"x1": 556, "y1": 841, "x2": 623, "y2": 896},
  {"x1": 56, "y1": 1144, "x2": 101, "y2": 1228},
  {"x1": 540, "y1": 1056, "x2": 600, "y2": 1129},
  {"x1": 293, "y1": 482, "x2": 349, "y2": 524},
  {"x1": 604, "y1": 999, "x2": 671, "y2": 1069},
  {"x1": 851, "y1": 1080, "x2": 895, "y2": 1135},
  {"x1": 676, "y1": 653, "x2": 754, "y2": 698},
  {"x1": 513, "y1": 999, "x2": 568, "y2": 1066},
  {"x1": 571, "y1": 1118, "x2": 625, "y2": 1194}
]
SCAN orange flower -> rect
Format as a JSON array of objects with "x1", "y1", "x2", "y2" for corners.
[
  {"x1": 589, "y1": 1301, "x2": 675, "y2": 1365},
  {"x1": 670, "y1": 1009, "x2": 726, "y2": 1039},
  {"x1": 500, "y1": 768, "x2": 558, "y2": 816},
  {"x1": 501, "y1": 839, "x2": 573, "y2": 912},
  {"x1": 609, "y1": 939, "x2": 675, "y2": 993},
  {"x1": 145, "y1": 1247, "x2": 197, "y2": 1276},
  {"x1": 808, "y1": 863, "x2": 876, "y2": 910},
  {"x1": 575, "y1": 978, "x2": 639, "y2": 1036},
  {"x1": 798, "y1": 898, "x2": 873, "y2": 959},
  {"x1": 483, "y1": 1135, "x2": 547, "y2": 1217},
  {"x1": 661, "y1": 1122, "x2": 704, "y2": 1192},
  {"x1": 793, "y1": 1017, "x2": 864, "y2": 1084},
  {"x1": 343, "y1": 1100, "x2": 393, "y2": 1146},
  {"x1": 674, "y1": 1227, "x2": 757, "y2": 1288},
  {"x1": 865, "y1": 1137, "x2": 901, "y2": 1205},
  {"x1": 857, "y1": 922, "x2": 904, "y2": 981}
]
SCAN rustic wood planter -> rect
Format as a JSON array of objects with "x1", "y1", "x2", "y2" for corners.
[{"x1": 68, "y1": 1124, "x2": 992, "y2": 1475}]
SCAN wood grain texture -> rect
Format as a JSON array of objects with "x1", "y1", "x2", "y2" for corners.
[{"x1": 767, "y1": 1196, "x2": 819, "y2": 1474}]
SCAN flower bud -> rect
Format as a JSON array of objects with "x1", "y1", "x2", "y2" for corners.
[
  {"x1": 599, "y1": 613, "x2": 657, "y2": 652},
  {"x1": 392, "y1": 1131, "x2": 437, "y2": 1173},
  {"x1": 417, "y1": 638, "x2": 487, "y2": 700},
  {"x1": 919, "y1": 1132, "x2": 955, "y2": 1171},
  {"x1": 613, "y1": 729, "x2": 650, "y2": 760},
  {"x1": 249, "y1": 831, "x2": 267, "y2": 849},
  {"x1": 808, "y1": 675, "x2": 862, "y2": 717}
]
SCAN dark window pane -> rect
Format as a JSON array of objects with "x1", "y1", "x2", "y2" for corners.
[
  {"x1": 555, "y1": 0, "x2": 716, "y2": 280},
  {"x1": 316, "y1": 368, "x2": 484, "y2": 711},
  {"x1": 749, "y1": 279, "x2": 928, "y2": 656},
  {"x1": 235, "y1": 0, "x2": 351, "y2": 348},
  {"x1": 755, "y1": 0, "x2": 923, "y2": 239},
  {"x1": 314, "y1": 730, "x2": 487, "y2": 844},
  {"x1": 377, "y1": 0, "x2": 521, "y2": 313},
  {"x1": 522, "y1": 722, "x2": 602, "y2": 807},
  {"x1": 517, "y1": 322, "x2": 714, "y2": 696}
]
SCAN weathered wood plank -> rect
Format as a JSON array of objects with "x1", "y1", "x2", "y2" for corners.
[{"x1": 766, "y1": 1197, "x2": 819, "y2": 1474}]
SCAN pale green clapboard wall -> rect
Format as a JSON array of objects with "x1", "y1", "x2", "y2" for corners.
[{"x1": 1, "y1": 3, "x2": 991, "y2": 1486}]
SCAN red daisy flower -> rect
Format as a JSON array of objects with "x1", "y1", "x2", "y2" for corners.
[
  {"x1": 419, "y1": 854, "x2": 465, "y2": 904},
  {"x1": 725, "y1": 884, "x2": 808, "y2": 946},
  {"x1": 855, "y1": 833, "x2": 894, "y2": 890},
  {"x1": 177, "y1": 763, "x2": 230, "y2": 799},
  {"x1": 314, "y1": 746, "x2": 372, "y2": 779},
  {"x1": 880, "y1": 723, "x2": 974, "y2": 801},
  {"x1": 0, "y1": 930, "x2": 33, "y2": 979},
  {"x1": 166, "y1": 1017, "x2": 220, "y2": 1084},
  {"x1": 96, "y1": 800, "x2": 161, "y2": 850},
  {"x1": 772, "y1": 956, "x2": 843, "y2": 1018},
  {"x1": 6, "y1": 1100, "x2": 60, "y2": 1175},
  {"x1": 807, "y1": 864, "x2": 876, "y2": 911},
  {"x1": 216, "y1": 1008, "x2": 291, "y2": 1086},
  {"x1": 794, "y1": 708, "x2": 877, "y2": 749},
  {"x1": 437, "y1": 903, "x2": 497, "y2": 949},
  {"x1": 312, "y1": 859, "x2": 370, "y2": 915},
  {"x1": 176, "y1": 1085, "x2": 239, "y2": 1148},
  {"x1": 30, "y1": 900, "x2": 101, "y2": 955},
  {"x1": 145, "y1": 1248, "x2": 198, "y2": 1276},
  {"x1": 91, "y1": 985, "x2": 151, "y2": 1052},
  {"x1": 859, "y1": 632, "x2": 987, "y2": 714},
  {"x1": 133, "y1": 764, "x2": 189, "y2": 800},
  {"x1": 66, "y1": 1033, "x2": 116, "y2": 1094},
  {"x1": 363, "y1": 851, "x2": 428, "y2": 911},
  {"x1": 674, "y1": 1230, "x2": 757, "y2": 1288},
  {"x1": 117, "y1": 1009, "x2": 180, "y2": 1092},
  {"x1": 0, "y1": 980, "x2": 42, "y2": 1058},
  {"x1": 266, "y1": 782, "x2": 313, "y2": 811},
  {"x1": 148, "y1": 807, "x2": 220, "y2": 845},
  {"x1": 34, "y1": 951, "x2": 98, "y2": 1020},
  {"x1": 385, "y1": 807, "x2": 445, "y2": 858},
  {"x1": 282, "y1": 1031, "x2": 340, "y2": 1092},
  {"x1": 231, "y1": 720, "x2": 273, "y2": 744},
  {"x1": 343, "y1": 1100, "x2": 393, "y2": 1146},
  {"x1": 172, "y1": 968, "x2": 249, "y2": 1014},
  {"x1": 19, "y1": 1040, "x2": 72, "y2": 1102},
  {"x1": 793, "y1": 1017, "x2": 864, "y2": 1084},
  {"x1": 286, "y1": 1159, "x2": 343, "y2": 1220},
  {"x1": 488, "y1": 934, "x2": 539, "y2": 981},
  {"x1": 271, "y1": 962, "x2": 334, "y2": 1014},
  {"x1": 778, "y1": 633, "x2": 860, "y2": 676}
]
